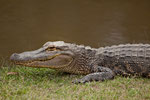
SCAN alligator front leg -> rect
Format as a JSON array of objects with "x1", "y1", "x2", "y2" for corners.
[{"x1": 72, "y1": 67, "x2": 115, "y2": 84}]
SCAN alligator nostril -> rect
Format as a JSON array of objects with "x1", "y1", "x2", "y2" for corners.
[{"x1": 10, "y1": 53, "x2": 20, "y2": 61}]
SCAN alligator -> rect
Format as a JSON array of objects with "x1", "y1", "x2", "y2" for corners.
[{"x1": 10, "y1": 41, "x2": 150, "y2": 83}]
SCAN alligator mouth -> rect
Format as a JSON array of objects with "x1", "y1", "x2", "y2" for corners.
[
  {"x1": 13, "y1": 54, "x2": 59, "y2": 65},
  {"x1": 11, "y1": 54, "x2": 74, "y2": 68}
]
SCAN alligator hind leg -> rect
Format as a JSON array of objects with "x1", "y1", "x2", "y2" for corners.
[{"x1": 72, "y1": 66, "x2": 115, "y2": 84}]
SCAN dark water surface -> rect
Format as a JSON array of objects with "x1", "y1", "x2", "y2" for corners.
[{"x1": 0, "y1": 0, "x2": 150, "y2": 58}]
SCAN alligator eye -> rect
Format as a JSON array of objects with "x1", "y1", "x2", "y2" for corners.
[
  {"x1": 46, "y1": 47, "x2": 56, "y2": 51},
  {"x1": 46, "y1": 47, "x2": 61, "y2": 51}
]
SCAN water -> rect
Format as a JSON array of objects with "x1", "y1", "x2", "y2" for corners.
[{"x1": 0, "y1": 0, "x2": 150, "y2": 58}]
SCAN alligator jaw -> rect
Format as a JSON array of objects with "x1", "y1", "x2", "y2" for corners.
[
  {"x1": 10, "y1": 53, "x2": 57, "y2": 66},
  {"x1": 10, "y1": 52, "x2": 58, "y2": 64},
  {"x1": 10, "y1": 42, "x2": 74, "y2": 69},
  {"x1": 10, "y1": 52, "x2": 74, "y2": 68}
]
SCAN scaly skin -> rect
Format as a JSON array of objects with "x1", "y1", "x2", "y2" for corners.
[{"x1": 10, "y1": 41, "x2": 150, "y2": 83}]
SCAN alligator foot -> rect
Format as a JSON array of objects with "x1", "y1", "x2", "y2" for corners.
[
  {"x1": 72, "y1": 72, "x2": 115, "y2": 84},
  {"x1": 72, "y1": 67, "x2": 115, "y2": 84}
]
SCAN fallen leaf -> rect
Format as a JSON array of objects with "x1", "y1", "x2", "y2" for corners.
[{"x1": 7, "y1": 72, "x2": 19, "y2": 75}]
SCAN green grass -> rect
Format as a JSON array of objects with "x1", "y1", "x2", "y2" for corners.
[{"x1": 0, "y1": 63, "x2": 150, "y2": 100}]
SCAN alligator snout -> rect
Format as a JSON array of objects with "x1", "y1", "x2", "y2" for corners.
[
  {"x1": 10, "y1": 53, "x2": 20, "y2": 62},
  {"x1": 10, "y1": 52, "x2": 32, "y2": 62}
]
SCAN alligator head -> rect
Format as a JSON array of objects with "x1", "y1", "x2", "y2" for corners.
[{"x1": 10, "y1": 41, "x2": 75, "y2": 69}]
